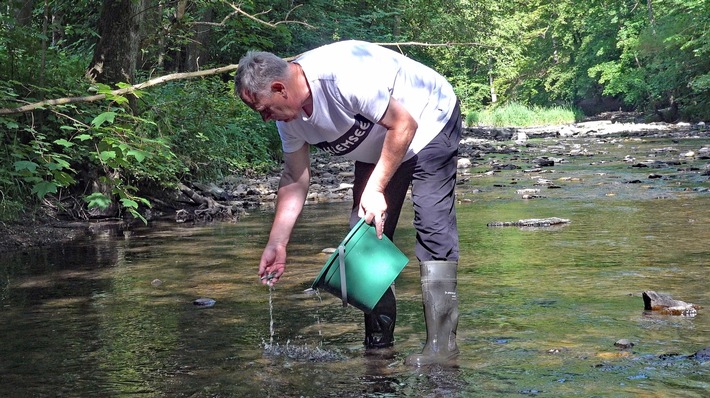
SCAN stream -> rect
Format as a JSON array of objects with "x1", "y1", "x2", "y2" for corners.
[{"x1": 1, "y1": 134, "x2": 709, "y2": 397}]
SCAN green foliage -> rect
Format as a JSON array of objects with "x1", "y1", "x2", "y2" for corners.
[
  {"x1": 467, "y1": 102, "x2": 580, "y2": 127},
  {"x1": 143, "y1": 77, "x2": 280, "y2": 181}
]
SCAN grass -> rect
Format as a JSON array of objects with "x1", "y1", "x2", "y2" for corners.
[{"x1": 466, "y1": 102, "x2": 582, "y2": 127}]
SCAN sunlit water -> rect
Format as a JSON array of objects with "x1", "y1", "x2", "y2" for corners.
[{"x1": 1, "y1": 136, "x2": 709, "y2": 397}]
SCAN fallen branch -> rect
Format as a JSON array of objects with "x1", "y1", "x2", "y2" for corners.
[{"x1": 0, "y1": 64, "x2": 242, "y2": 115}]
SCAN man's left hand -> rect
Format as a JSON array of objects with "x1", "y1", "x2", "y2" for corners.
[{"x1": 358, "y1": 188, "x2": 388, "y2": 239}]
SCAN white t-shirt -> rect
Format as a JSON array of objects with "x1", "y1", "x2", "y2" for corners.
[{"x1": 276, "y1": 40, "x2": 456, "y2": 164}]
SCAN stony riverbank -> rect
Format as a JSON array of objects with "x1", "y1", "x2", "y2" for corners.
[{"x1": 2, "y1": 115, "x2": 708, "y2": 251}]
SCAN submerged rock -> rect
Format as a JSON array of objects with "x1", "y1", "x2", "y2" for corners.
[
  {"x1": 690, "y1": 347, "x2": 710, "y2": 362},
  {"x1": 658, "y1": 347, "x2": 710, "y2": 362}
]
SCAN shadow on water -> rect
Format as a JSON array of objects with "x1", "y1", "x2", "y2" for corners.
[{"x1": 1, "y1": 136, "x2": 709, "y2": 397}]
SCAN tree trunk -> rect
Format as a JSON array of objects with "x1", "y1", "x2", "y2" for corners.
[
  {"x1": 647, "y1": 0, "x2": 656, "y2": 35},
  {"x1": 186, "y1": 7, "x2": 214, "y2": 71},
  {"x1": 40, "y1": 0, "x2": 49, "y2": 94},
  {"x1": 12, "y1": 0, "x2": 35, "y2": 26},
  {"x1": 86, "y1": 0, "x2": 148, "y2": 86},
  {"x1": 488, "y1": 55, "x2": 497, "y2": 103}
]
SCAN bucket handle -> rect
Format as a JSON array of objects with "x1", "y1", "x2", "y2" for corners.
[{"x1": 338, "y1": 245, "x2": 347, "y2": 307}]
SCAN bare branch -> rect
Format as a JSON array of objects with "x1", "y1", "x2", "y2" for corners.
[
  {"x1": 375, "y1": 41, "x2": 493, "y2": 49},
  {"x1": 220, "y1": 1, "x2": 314, "y2": 29}
]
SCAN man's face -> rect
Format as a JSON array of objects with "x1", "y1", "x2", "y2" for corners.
[{"x1": 241, "y1": 83, "x2": 299, "y2": 123}]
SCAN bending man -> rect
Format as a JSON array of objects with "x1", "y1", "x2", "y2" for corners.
[{"x1": 235, "y1": 40, "x2": 461, "y2": 366}]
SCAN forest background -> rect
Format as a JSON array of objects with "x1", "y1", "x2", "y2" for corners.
[{"x1": 1, "y1": 0, "x2": 708, "y2": 223}]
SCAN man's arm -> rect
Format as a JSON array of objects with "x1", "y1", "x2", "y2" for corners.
[
  {"x1": 258, "y1": 143, "x2": 311, "y2": 284},
  {"x1": 359, "y1": 96, "x2": 418, "y2": 238}
]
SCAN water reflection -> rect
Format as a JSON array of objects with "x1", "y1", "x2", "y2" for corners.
[{"x1": 1, "y1": 137, "x2": 709, "y2": 397}]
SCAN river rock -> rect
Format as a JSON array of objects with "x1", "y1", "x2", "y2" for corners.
[
  {"x1": 515, "y1": 132, "x2": 528, "y2": 145},
  {"x1": 642, "y1": 291, "x2": 701, "y2": 316},
  {"x1": 614, "y1": 339, "x2": 635, "y2": 349},
  {"x1": 458, "y1": 158, "x2": 472, "y2": 169},
  {"x1": 533, "y1": 157, "x2": 555, "y2": 167},
  {"x1": 193, "y1": 182, "x2": 228, "y2": 200},
  {"x1": 690, "y1": 347, "x2": 710, "y2": 362}
]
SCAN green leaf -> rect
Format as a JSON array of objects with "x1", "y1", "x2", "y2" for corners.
[
  {"x1": 76, "y1": 134, "x2": 92, "y2": 141},
  {"x1": 46, "y1": 158, "x2": 72, "y2": 171},
  {"x1": 111, "y1": 96, "x2": 129, "y2": 105},
  {"x1": 54, "y1": 138, "x2": 74, "y2": 148},
  {"x1": 95, "y1": 83, "x2": 113, "y2": 95},
  {"x1": 4, "y1": 121, "x2": 19, "y2": 129},
  {"x1": 14, "y1": 160, "x2": 38, "y2": 172},
  {"x1": 59, "y1": 125, "x2": 77, "y2": 131},
  {"x1": 91, "y1": 112, "x2": 117, "y2": 128},
  {"x1": 120, "y1": 198, "x2": 139, "y2": 209},
  {"x1": 84, "y1": 192, "x2": 112, "y2": 210},
  {"x1": 31, "y1": 181, "x2": 58, "y2": 199},
  {"x1": 128, "y1": 208, "x2": 147, "y2": 224},
  {"x1": 52, "y1": 171, "x2": 76, "y2": 186},
  {"x1": 100, "y1": 151, "x2": 116, "y2": 161},
  {"x1": 127, "y1": 149, "x2": 149, "y2": 162}
]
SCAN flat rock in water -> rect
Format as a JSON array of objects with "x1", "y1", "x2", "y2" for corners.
[
  {"x1": 487, "y1": 217, "x2": 571, "y2": 227},
  {"x1": 193, "y1": 298, "x2": 216, "y2": 308},
  {"x1": 642, "y1": 291, "x2": 701, "y2": 316}
]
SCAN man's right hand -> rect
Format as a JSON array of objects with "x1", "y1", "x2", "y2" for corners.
[{"x1": 258, "y1": 243, "x2": 287, "y2": 286}]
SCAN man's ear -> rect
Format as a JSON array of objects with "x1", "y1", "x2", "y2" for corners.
[{"x1": 271, "y1": 81, "x2": 287, "y2": 97}]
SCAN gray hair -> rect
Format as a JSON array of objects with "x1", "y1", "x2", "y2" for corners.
[{"x1": 234, "y1": 51, "x2": 289, "y2": 97}]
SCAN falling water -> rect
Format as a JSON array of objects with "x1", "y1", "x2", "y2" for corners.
[
  {"x1": 268, "y1": 284, "x2": 274, "y2": 346},
  {"x1": 261, "y1": 286, "x2": 344, "y2": 361}
]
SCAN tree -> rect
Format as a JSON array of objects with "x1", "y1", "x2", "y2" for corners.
[{"x1": 86, "y1": 0, "x2": 149, "y2": 86}]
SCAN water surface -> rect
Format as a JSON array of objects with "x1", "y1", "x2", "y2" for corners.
[{"x1": 1, "y1": 136, "x2": 709, "y2": 397}]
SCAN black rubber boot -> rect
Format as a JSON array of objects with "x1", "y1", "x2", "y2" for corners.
[
  {"x1": 405, "y1": 261, "x2": 459, "y2": 366},
  {"x1": 363, "y1": 285, "x2": 397, "y2": 349}
]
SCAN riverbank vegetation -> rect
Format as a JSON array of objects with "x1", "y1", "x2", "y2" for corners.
[
  {"x1": 466, "y1": 103, "x2": 582, "y2": 127},
  {"x1": 1, "y1": 0, "x2": 708, "y2": 223}
]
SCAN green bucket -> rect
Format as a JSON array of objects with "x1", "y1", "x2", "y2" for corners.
[{"x1": 311, "y1": 218, "x2": 409, "y2": 313}]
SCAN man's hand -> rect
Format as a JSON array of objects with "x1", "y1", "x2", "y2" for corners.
[
  {"x1": 358, "y1": 188, "x2": 388, "y2": 238},
  {"x1": 258, "y1": 243, "x2": 287, "y2": 286}
]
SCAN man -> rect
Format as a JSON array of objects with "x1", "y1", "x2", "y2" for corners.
[{"x1": 235, "y1": 40, "x2": 461, "y2": 366}]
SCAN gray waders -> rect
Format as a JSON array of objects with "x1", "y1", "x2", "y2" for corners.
[{"x1": 405, "y1": 260, "x2": 459, "y2": 366}]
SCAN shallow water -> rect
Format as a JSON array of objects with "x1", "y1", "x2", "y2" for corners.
[{"x1": 1, "y1": 136, "x2": 709, "y2": 397}]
